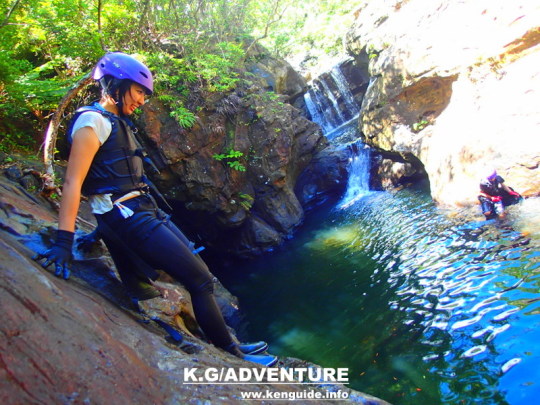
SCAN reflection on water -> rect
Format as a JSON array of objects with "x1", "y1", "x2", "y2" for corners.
[{"x1": 219, "y1": 189, "x2": 540, "y2": 404}]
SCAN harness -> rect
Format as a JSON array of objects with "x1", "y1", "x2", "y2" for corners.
[{"x1": 67, "y1": 102, "x2": 147, "y2": 196}]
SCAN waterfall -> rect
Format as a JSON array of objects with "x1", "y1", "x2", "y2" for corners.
[
  {"x1": 339, "y1": 143, "x2": 371, "y2": 208},
  {"x1": 304, "y1": 61, "x2": 371, "y2": 206},
  {"x1": 304, "y1": 61, "x2": 361, "y2": 136},
  {"x1": 304, "y1": 90, "x2": 334, "y2": 134},
  {"x1": 318, "y1": 77, "x2": 347, "y2": 124},
  {"x1": 330, "y1": 65, "x2": 360, "y2": 118}
]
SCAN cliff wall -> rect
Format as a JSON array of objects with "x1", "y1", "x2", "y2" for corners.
[
  {"x1": 346, "y1": 0, "x2": 540, "y2": 204},
  {"x1": 136, "y1": 49, "x2": 348, "y2": 257}
]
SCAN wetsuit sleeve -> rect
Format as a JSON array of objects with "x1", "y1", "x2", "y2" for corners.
[{"x1": 71, "y1": 112, "x2": 112, "y2": 145}]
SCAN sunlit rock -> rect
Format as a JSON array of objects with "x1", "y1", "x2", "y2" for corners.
[{"x1": 346, "y1": 0, "x2": 540, "y2": 205}]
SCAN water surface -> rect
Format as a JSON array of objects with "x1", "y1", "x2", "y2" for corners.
[{"x1": 218, "y1": 189, "x2": 540, "y2": 404}]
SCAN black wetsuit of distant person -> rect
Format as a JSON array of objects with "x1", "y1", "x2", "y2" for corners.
[
  {"x1": 33, "y1": 52, "x2": 276, "y2": 367},
  {"x1": 478, "y1": 171, "x2": 522, "y2": 219}
]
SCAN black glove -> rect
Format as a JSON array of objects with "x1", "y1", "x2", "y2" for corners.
[{"x1": 33, "y1": 230, "x2": 74, "y2": 280}]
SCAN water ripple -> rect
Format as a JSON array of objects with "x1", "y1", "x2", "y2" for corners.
[
  {"x1": 501, "y1": 358, "x2": 522, "y2": 374},
  {"x1": 452, "y1": 315, "x2": 484, "y2": 330},
  {"x1": 486, "y1": 324, "x2": 511, "y2": 342},
  {"x1": 492, "y1": 308, "x2": 519, "y2": 322},
  {"x1": 461, "y1": 345, "x2": 488, "y2": 358},
  {"x1": 229, "y1": 190, "x2": 540, "y2": 405}
]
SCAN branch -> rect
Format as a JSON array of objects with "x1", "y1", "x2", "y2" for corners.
[
  {"x1": 1, "y1": 0, "x2": 22, "y2": 28},
  {"x1": 137, "y1": 0, "x2": 152, "y2": 49},
  {"x1": 43, "y1": 73, "x2": 93, "y2": 182}
]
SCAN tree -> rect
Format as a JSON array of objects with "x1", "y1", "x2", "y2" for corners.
[{"x1": 244, "y1": 0, "x2": 288, "y2": 58}]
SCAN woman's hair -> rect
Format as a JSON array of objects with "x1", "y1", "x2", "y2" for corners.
[{"x1": 99, "y1": 75, "x2": 134, "y2": 116}]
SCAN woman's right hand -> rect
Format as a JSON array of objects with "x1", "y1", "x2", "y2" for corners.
[{"x1": 76, "y1": 229, "x2": 102, "y2": 253}]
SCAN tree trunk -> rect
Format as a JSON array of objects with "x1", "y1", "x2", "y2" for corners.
[{"x1": 43, "y1": 73, "x2": 93, "y2": 182}]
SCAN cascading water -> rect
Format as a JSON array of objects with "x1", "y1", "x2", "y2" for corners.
[
  {"x1": 303, "y1": 91, "x2": 334, "y2": 134},
  {"x1": 303, "y1": 61, "x2": 371, "y2": 205},
  {"x1": 340, "y1": 144, "x2": 371, "y2": 208},
  {"x1": 304, "y1": 60, "x2": 363, "y2": 139},
  {"x1": 329, "y1": 65, "x2": 360, "y2": 119},
  {"x1": 304, "y1": 88, "x2": 336, "y2": 134}
]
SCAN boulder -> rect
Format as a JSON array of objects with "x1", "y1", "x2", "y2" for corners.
[
  {"x1": 295, "y1": 147, "x2": 350, "y2": 209},
  {"x1": 245, "y1": 43, "x2": 308, "y2": 104}
]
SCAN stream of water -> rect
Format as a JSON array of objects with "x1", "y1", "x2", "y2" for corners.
[{"x1": 220, "y1": 188, "x2": 540, "y2": 404}]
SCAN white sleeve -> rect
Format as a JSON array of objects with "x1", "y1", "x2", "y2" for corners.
[{"x1": 70, "y1": 112, "x2": 112, "y2": 145}]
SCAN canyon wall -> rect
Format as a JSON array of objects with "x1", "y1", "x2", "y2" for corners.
[{"x1": 346, "y1": 0, "x2": 540, "y2": 204}]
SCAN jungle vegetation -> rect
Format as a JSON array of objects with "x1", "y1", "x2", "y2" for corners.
[{"x1": 0, "y1": 0, "x2": 363, "y2": 153}]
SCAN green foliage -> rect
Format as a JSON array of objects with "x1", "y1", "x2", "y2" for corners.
[
  {"x1": 412, "y1": 119, "x2": 429, "y2": 132},
  {"x1": 262, "y1": 91, "x2": 279, "y2": 101},
  {"x1": 170, "y1": 105, "x2": 197, "y2": 128},
  {"x1": 193, "y1": 42, "x2": 244, "y2": 92},
  {"x1": 213, "y1": 149, "x2": 246, "y2": 171},
  {"x1": 237, "y1": 192, "x2": 254, "y2": 210},
  {"x1": 0, "y1": 0, "x2": 367, "y2": 152},
  {"x1": 367, "y1": 44, "x2": 380, "y2": 60},
  {"x1": 158, "y1": 94, "x2": 197, "y2": 128},
  {"x1": 145, "y1": 42, "x2": 243, "y2": 95},
  {"x1": 14, "y1": 62, "x2": 77, "y2": 110},
  {"x1": 0, "y1": 129, "x2": 35, "y2": 153},
  {"x1": 256, "y1": 0, "x2": 366, "y2": 71},
  {"x1": 146, "y1": 42, "x2": 244, "y2": 129}
]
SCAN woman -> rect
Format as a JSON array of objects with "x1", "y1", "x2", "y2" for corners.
[{"x1": 34, "y1": 52, "x2": 277, "y2": 367}]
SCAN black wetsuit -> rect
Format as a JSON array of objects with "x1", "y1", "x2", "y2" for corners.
[
  {"x1": 95, "y1": 195, "x2": 234, "y2": 349},
  {"x1": 70, "y1": 103, "x2": 235, "y2": 350}
]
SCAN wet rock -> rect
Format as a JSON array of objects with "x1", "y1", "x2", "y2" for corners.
[
  {"x1": 4, "y1": 165, "x2": 23, "y2": 181},
  {"x1": 19, "y1": 172, "x2": 41, "y2": 191},
  {"x1": 0, "y1": 164, "x2": 388, "y2": 404},
  {"x1": 369, "y1": 150, "x2": 428, "y2": 191},
  {"x1": 245, "y1": 43, "x2": 308, "y2": 104},
  {"x1": 295, "y1": 147, "x2": 350, "y2": 209},
  {"x1": 137, "y1": 76, "x2": 345, "y2": 258}
]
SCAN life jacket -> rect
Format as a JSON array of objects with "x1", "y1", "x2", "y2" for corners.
[{"x1": 67, "y1": 102, "x2": 147, "y2": 196}]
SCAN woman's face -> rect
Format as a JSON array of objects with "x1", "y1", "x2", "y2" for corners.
[{"x1": 122, "y1": 83, "x2": 147, "y2": 115}]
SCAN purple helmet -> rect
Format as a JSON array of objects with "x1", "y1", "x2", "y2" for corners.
[
  {"x1": 487, "y1": 169, "x2": 497, "y2": 181},
  {"x1": 93, "y1": 52, "x2": 153, "y2": 94}
]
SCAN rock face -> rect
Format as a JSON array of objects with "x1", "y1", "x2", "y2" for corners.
[
  {"x1": 0, "y1": 163, "x2": 388, "y2": 405},
  {"x1": 138, "y1": 61, "x2": 348, "y2": 257},
  {"x1": 245, "y1": 44, "x2": 308, "y2": 107},
  {"x1": 346, "y1": 0, "x2": 540, "y2": 204}
]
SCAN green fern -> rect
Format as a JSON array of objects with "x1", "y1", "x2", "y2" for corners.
[
  {"x1": 170, "y1": 106, "x2": 197, "y2": 128},
  {"x1": 213, "y1": 149, "x2": 246, "y2": 171}
]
